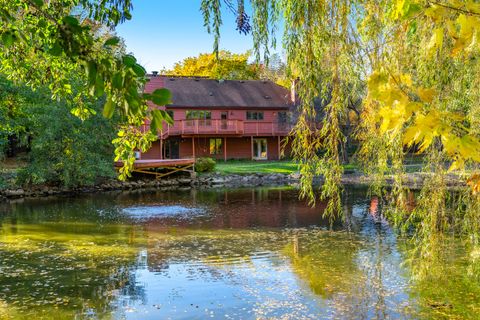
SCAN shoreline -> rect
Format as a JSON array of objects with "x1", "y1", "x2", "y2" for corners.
[{"x1": 0, "y1": 172, "x2": 467, "y2": 201}]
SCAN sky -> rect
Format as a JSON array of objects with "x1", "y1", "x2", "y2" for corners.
[{"x1": 115, "y1": 0, "x2": 257, "y2": 72}]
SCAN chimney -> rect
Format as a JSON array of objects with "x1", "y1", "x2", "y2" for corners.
[
  {"x1": 291, "y1": 78, "x2": 298, "y2": 105},
  {"x1": 152, "y1": 71, "x2": 158, "y2": 77}
]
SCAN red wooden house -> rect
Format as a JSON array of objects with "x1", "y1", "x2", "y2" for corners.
[{"x1": 141, "y1": 75, "x2": 295, "y2": 161}]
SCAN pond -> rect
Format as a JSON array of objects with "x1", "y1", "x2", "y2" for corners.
[{"x1": 0, "y1": 187, "x2": 479, "y2": 319}]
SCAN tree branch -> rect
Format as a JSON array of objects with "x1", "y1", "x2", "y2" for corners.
[{"x1": 428, "y1": 1, "x2": 480, "y2": 17}]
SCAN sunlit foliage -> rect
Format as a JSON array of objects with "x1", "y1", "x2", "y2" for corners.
[
  {"x1": 0, "y1": 0, "x2": 172, "y2": 179},
  {"x1": 200, "y1": 0, "x2": 480, "y2": 236},
  {"x1": 167, "y1": 50, "x2": 260, "y2": 80}
]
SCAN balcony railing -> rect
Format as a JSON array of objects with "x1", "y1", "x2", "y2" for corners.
[{"x1": 159, "y1": 119, "x2": 291, "y2": 137}]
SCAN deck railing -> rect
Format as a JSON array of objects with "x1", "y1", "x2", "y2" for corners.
[{"x1": 160, "y1": 119, "x2": 291, "y2": 137}]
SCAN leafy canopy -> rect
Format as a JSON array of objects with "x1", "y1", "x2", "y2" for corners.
[
  {"x1": 167, "y1": 50, "x2": 261, "y2": 80},
  {"x1": 0, "y1": 0, "x2": 172, "y2": 179},
  {"x1": 200, "y1": 0, "x2": 480, "y2": 236}
]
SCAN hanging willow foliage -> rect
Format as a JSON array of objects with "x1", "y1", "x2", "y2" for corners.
[{"x1": 201, "y1": 0, "x2": 480, "y2": 235}]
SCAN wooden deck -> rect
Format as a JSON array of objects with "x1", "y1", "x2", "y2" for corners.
[{"x1": 115, "y1": 158, "x2": 195, "y2": 179}]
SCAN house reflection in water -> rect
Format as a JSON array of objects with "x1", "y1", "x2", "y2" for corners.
[
  {"x1": 132, "y1": 188, "x2": 332, "y2": 231},
  {"x1": 117, "y1": 187, "x2": 362, "y2": 276}
]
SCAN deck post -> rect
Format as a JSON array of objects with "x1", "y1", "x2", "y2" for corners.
[
  {"x1": 160, "y1": 138, "x2": 163, "y2": 160},
  {"x1": 192, "y1": 137, "x2": 195, "y2": 159},
  {"x1": 277, "y1": 136, "x2": 281, "y2": 160},
  {"x1": 224, "y1": 137, "x2": 227, "y2": 162},
  {"x1": 251, "y1": 136, "x2": 254, "y2": 160}
]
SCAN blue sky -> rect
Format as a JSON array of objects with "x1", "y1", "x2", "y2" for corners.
[{"x1": 115, "y1": 0, "x2": 256, "y2": 72}]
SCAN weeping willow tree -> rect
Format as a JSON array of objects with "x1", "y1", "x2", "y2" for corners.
[
  {"x1": 201, "y1": 0, "x2": 480, "y2": 238},
  {"x1": 2, "y1": 0, "x2": 479, "y2": 241}
]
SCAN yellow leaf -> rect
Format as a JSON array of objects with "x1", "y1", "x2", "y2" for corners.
[
  {"x1": 406, "y1": 102, "x2": 422, "y2": 115},
  {"x1": 403, "y1": 126, "x2": 421, "y2": 146},
  {"x1": 427, "y1": 28, "x2": 444, "y2": 55},
  {"x1": 459, "y1": 135, "x2": 480, "y2": 162},
  {"x1": 446, "y1": 20, "x2": 457, "y2": 38},
  {"x1": 367, "y1": 71, "x2": 388, "y2": 95},
  {"x1": 466, "y1": 1, "x2": 480, "y2": 14},
  {"x1": 417, "y1": 88, "x2": 436, "y2": 103},
  {"x1": 418, "y1": 132, "x2": 434, "y2": 153},
  {"x1": 451, "y1": 39, "x2": 467, "y2": 56},
  {"x1": 449, "y1": 14, "x2": 479, "y2": 56},
  {"x1": 400, "y1": 73, "x2": 413, "y2": 86},
  {"x1": 467, "y1": 174, "x2": 480, "y2": 194},
  {"x1": 378, "y1": 106, "x2": 393, "y2": 133},
  {"x1": 424, "y1": 5, "x2": 448, "y2": 23},
  {"x1": 441, "y1": 133, "x2": 460, "y2": 156},
  {"x1": 448, "y1": 159, "x2": 464, "y2": 172},
  {"x1": 457, "y1": 14, "x2": 475, "y2": 39}
]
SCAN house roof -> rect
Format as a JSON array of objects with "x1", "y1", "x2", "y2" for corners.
[{"x1": 145, "y1": 76, "x2": 293, "y2": 109}]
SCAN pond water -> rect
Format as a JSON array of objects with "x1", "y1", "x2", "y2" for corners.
[{"x1": 0, "y1": 187, "x2": 479, "y2": 319}]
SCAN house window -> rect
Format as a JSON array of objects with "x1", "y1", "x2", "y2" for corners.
[
  {"x1": 186, "y1": 110, "x2": 211, "y2": 120},
  {"x1": 166, "y1": 110, "x2": 174, "y2": 120},
  {"x1": 246, "y1": 111, "x2": 264, "y2": 120},
  {"x1": 278, "y1": 112, "x2": 288, "y2": 123},
  {"x1": 209, "y1": 138, "x2": 223, "y2": 155}
]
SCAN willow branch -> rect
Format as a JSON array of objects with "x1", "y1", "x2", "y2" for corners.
[{"x1": 428, "y1": 1, "x2": 480, "y2": 17}]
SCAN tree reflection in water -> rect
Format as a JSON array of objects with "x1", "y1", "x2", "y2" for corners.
[{"x1": 0, "y1": 187, "x2": 479, "y2": 319}]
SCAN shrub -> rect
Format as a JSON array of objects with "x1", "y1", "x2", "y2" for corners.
[
  {"x1": 16, "y1": 101, "x2": 117, "y2": 187},
  {"x1": 195, "y1": 157, "x2": 216, "y2": 172},
  {"x1": 0, "y1": 172, "x2": 5, "y2": 190}
]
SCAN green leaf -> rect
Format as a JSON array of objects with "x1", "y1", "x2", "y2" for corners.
[
  {"x1": 104, "y1": 36, "x2": 120, "y2": 47},
  {"x1": 125, "y1": 95, "x2": 140, "y2": 114},
  {"x1": 122, "y1": 54, "x2": 136, "y2": 67},
  {"x1": 63, "y1": 16, "x2": 79, "y2": 26},
  {"x1": 150, "y1": 116, "x2": 158, "y2": 134},
  {"x1": 86, "y1": 61, "x2": 97, "y2": 86},
  {"x1": 150, "y1": 110, "x2": 165, "y2": 134},
  {"x1": 94, "y1": 75, "x2": 105, "y2": 97},
  {"x1": 112, "y1": 72, "x2": 123, "y2": 89},
  {"x1": 103, "y1": 97, "x2": 115, "y2": 118},
  {"x1": 407, "y1": 21, "x2": 417, "y2": 37},
  {"x1": 1, "y1": 32, "x2": 14, "y2": 47},
  {"x1": 31, "y1": 0, "x2": 44, "y2": 7},
  {"x1": 404, "y1": 3, "x2": 421, "y2": 18},
  {"x1": 132, "y1": 63, "x2": 146, "y2": 77},
  {"x1": 151, "y1": 88, "x2": 171, "y2": 106},
  {"x1": 49, "y1": 42, "x2": 62, "y2": 56},
  {"x1": 160, "y1": 109, "x2": 174, "y2": 125}
]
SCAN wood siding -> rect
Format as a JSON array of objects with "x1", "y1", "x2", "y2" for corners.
[
  {"x1": 141, "y1": 141, "x2": 162, "y2": 160},
  {"x1": 141, "y1": 136, "x2": 290, "y2": 160}
]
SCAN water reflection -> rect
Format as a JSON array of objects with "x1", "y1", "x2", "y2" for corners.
[{"x1": 0, "y1": 187, "x2": 478, "y2": 319}]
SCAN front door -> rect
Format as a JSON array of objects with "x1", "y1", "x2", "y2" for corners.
[
  {"x1": 253, "y1": 138, "x2": 268, "y2": 160},
  {"x1": 164, "y1": 138, "x2": 180, "y2": 159}
]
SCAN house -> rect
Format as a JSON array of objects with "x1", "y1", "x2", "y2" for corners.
[{"x1": 140, "y1": 76, "x2": 295, "y2": 161}]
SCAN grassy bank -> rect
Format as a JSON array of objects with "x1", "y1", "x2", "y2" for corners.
[
  {"x1": 214, "y1": 160, "x2": 299, "y2": 175},
  {"x1": 213, "y1": 160, "x2": 360, "y2": 175}
]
